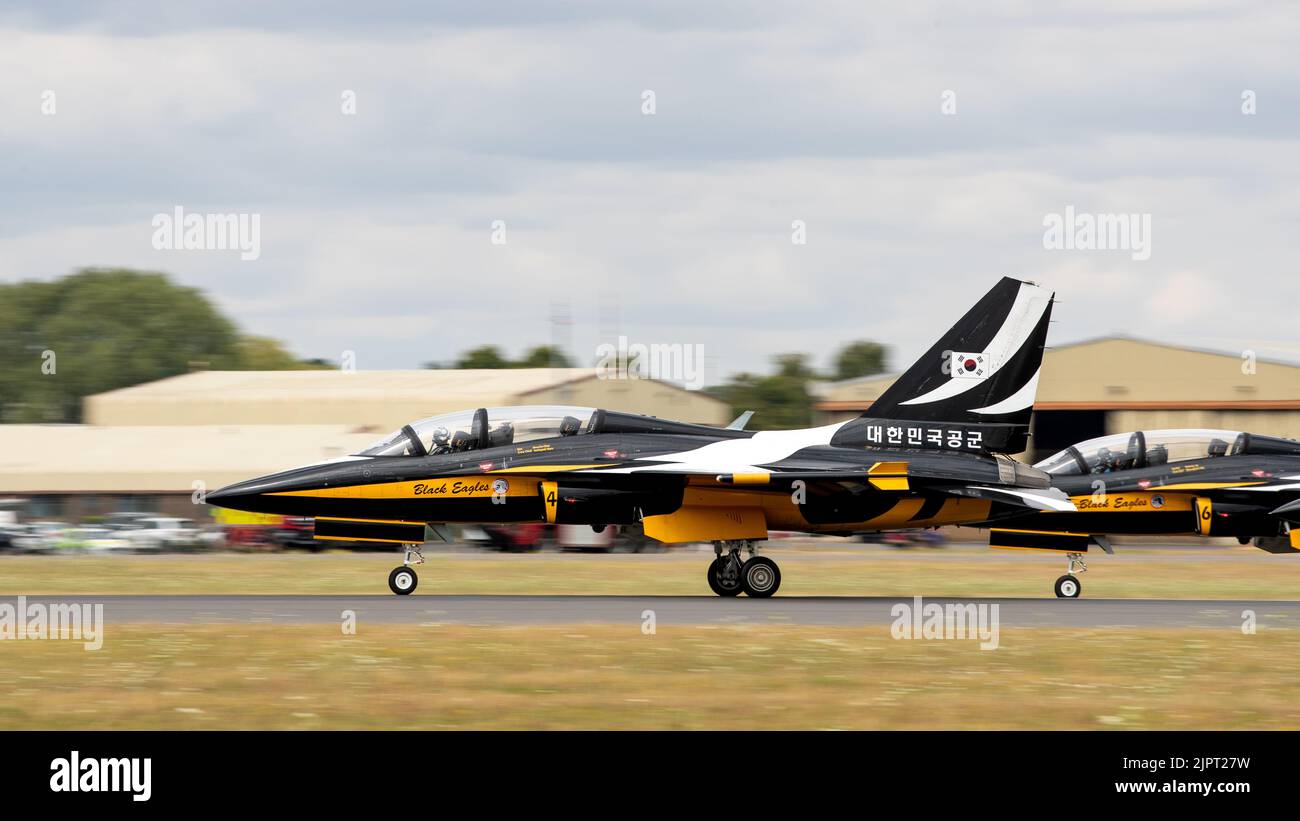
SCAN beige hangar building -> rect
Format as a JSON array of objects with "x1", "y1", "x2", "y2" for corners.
[{"x1": 0, "y1": 368, "x2": 730, "y2": 521}]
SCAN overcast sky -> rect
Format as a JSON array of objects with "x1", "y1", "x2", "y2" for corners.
[{"x1": 2, "y1": 1, "x2": 1298, "y2": 384}]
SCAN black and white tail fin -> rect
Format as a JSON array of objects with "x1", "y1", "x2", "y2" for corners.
[{"x1": 836, "y1": 277, "x2": 1054, "y2": 454}]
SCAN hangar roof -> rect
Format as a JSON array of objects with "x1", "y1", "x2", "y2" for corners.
[{"x1": 85, "y1": 368, "x2": 730, "y2": 428}]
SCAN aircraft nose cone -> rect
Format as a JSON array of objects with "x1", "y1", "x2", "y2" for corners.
[
  {"x1": 205, "y1": 486, "x2": 236, "y2": 503},
  {"x1": 204, "y1": 459, "x2": 369, "y2": 515},
  {"x1": 205, "y1": 479, "x2": 266, "y2": 511}
]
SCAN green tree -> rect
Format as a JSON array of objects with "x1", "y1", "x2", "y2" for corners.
[
  {"x1": 454, "y1": 345, "x2": 512, "y2": 369},
  {"x1": 0, "y1": 268, "x2": 321, "y2": 423},
  {"x1": 832, "y1": 340, "x2": 888, "y2": 381},
  {"x1": 447, "y1": 344, "x2": 574, "y2": 369},
  {"x1": 516, "y1": 345, "x2": 574, "y2": 368},
  {"x1": 236, "y1": 335, "x2": 330, "y2": 370},
  {"x1": 773, "y1": 353, "x2": 816, "y2": 380},
  {"x1": 712, "y1": 353, "x2": 816, "y2": 430}
]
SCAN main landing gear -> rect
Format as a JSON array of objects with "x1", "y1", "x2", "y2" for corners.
[
  {"x1": 388, "y1": 544, "x2": 424, "y2": 596},
  {"x1": 1053, "y1": 552, "x2": 1086, "y2": 599},
  {"x1": 707, "y1": 540, "x2": 781, "y2": 598}
]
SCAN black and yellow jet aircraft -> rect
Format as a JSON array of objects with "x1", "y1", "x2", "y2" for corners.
[
  {"x1": 208, "y1": 277, "x2": 1069, "y2": 596},
  {"x1": 976, "y1": 428, "x2": 1300, "y2": 598}
]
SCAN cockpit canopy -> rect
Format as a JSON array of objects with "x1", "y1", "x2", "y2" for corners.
[
  {"x1": 1034, "y1": 429, "x2": 1246, "y2": 476},
  {"x1": 356, "y1": 405, "x2": 597, "y2": 457}
]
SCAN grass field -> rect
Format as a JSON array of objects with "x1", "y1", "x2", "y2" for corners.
[
  {"x1": 1, "y1": 545, "x2": 1299, "y2": 598},
  {"x1": 4, "y1": 546, "x2": 1300, "y2": 729},
  {"x1": 3, "y1": 623, "x2": 1299, "y2": 729}
]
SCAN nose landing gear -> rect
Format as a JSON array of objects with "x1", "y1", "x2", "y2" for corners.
[
  {"x1": 1053, "y1": 552, "x2": 1086, "y2": 598},
  {"x1": 388, "y1": 544, "x2": 425, "y2": 596}
]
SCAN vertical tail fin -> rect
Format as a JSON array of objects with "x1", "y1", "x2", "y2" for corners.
[
  {"x1": 867, "y1": 277, "x2": 1053, "y2": 425},
  {"x1": 836, "y1": 278, "x2": 1053, "y2": 454}
]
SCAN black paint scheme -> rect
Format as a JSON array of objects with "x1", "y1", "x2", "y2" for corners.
[{"x1": 204, "y1": 406, "x2": 1053, "y2": 530}]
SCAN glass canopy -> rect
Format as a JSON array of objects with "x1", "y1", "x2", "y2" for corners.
[
  {"x1": 355, "y1": 406, "x2": 597, "y2": 457},
  {"x1": 1034, "y1": 429, "x2": 1244, "y2": 476}
]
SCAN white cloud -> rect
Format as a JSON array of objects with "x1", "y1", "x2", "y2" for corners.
[{"x1": 1, "y1": 4, "x2": 1298, "y2": 381}]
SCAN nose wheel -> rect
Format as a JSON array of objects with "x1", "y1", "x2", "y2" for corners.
[
  {"x1": 388, "y1": 544, "x2": 425, "y2": 596},
  {"x1": 1053, "y1": 552, "x2": 1085, "y2": 598},
  {"x1": 388, "y1": 566, "x2": 418, "y2": 595}
]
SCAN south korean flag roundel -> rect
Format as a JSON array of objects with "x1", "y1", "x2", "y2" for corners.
[{"x1": 949, "y1": 351, "x2": 987, "y2": 380}]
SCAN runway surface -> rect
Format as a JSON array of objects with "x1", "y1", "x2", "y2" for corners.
[{"x1": 8, "y1": 594, "x2": 1300, "y2": 628}]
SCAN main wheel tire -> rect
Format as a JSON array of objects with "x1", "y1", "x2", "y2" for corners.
[
  {"x1": 1053, "y1": 574, "x2": 1080, "y2": 599},
  {"x1": 740, "y1": 556, "x2": 781, "y2": 598},
  {"x1": 388, "y1": 566, "x2": 418, "y2": 596},
  {"x1": 707, "y1": 557, "x2": 743, "y2": 597}
]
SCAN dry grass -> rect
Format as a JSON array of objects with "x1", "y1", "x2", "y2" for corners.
[
  {"x1": 1, "y1": 547, "x2": 1299, "y2": 599},
  {"x1": 2, "y1": 623, "x2": 1298, "y2": 729}
]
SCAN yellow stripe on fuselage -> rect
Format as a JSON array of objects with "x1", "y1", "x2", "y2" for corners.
[
  {"x1": 269, "y1": 477, "x2": 537, "y2": 499},
  {"x1": 1068, "y1": 492, "x2": 1193, "y2": 513}
]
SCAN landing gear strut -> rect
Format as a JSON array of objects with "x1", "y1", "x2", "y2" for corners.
[
  {"x1": 1053, "y1": 552, "x2": 1085, "y2": 599},
  {"x1": 707, "y1": 540, "x2": 781, "y2": 598},
  {"x1": 388, "y1": 544, "x2": 424, "y2": 596}
]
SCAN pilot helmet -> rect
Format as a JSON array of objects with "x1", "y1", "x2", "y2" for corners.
[{"x1": 431, "y1": 426, "x2": 450, "y2": 445}]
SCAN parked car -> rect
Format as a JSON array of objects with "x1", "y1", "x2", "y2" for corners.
[
  {"x1": 196, "y1": 524, "x2": 227, "y2": 550},
  {"x1": 0, "y1": 524, "x2": 28, "y2": 553},
  {"x1": 12, "y1": 521, "x2": 70, "y2": 553},
  {"x1": 122, "y1": 517, "x2": 204, "y2": 552},
  {"x1": 67, "y1": 526, "x2": 134, "y2": 553},
  {"x1": 102, "y1": 511, "x2": 156, "y2": 531}
]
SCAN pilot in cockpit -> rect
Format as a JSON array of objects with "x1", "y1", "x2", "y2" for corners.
[
  {"x1": 429, "y1": 426, "x2": 452, "y2": 455},
  {"x1": 1093, "y1": 447, "x2": 1117, "y2": 474}
]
